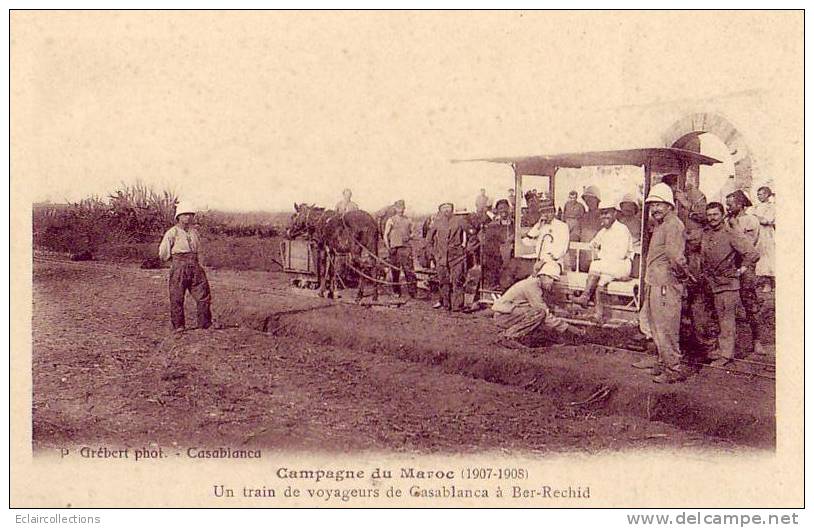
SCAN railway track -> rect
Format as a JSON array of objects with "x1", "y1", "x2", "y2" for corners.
[{"x1": 587, "y1": 342, "x2": 775, "y2": 381}]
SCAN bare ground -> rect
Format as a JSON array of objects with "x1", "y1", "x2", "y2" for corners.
[{"x1": 32, "y1": 258, "x2": 775, "y2": 454}]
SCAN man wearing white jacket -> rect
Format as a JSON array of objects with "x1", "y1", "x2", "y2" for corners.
[{"x1": 521, "y1": 204, "x2": 570, "y2": 290}]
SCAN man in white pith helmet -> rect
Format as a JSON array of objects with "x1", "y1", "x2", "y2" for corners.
[
  {"x1": 158, "y1": 202, "x2": 212, "y2": 333},
  {"x1": 491, "y1": 267, "x2": 584, "y2": 348},
  {"x1": 573, "y1": 197, "x2": 633, "y2": 321},
  {"x1": 635, "y1": 183, "x2": 692, "y2": 383}
]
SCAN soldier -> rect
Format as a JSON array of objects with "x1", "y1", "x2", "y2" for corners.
[
  {"x1": 682, "y1": 227, "x2": 718, "y2": 359},
  {"x1": 475, "y1": 188, "x2": 493, "y2": 216},
  {"x1": 521, "y1": 204, "x2": 570, "y2": 291},
  {"x1": 335, "y1": 188, "x2": 359, "y2": 214},
  {"x1": 491, "y1": 269, "x2": 584, "y2": 348},
  {"x1": 383, "y1": 199, "x2": 416, "y2": 298},
  {"x1": 507, "y1": 188, "x2": 517, "y2": 212},
  {"x1": 427, "y1": 203, "x2": 467, "y2": 311},
  {"x1": 578, "y1": 185, "x2": 602, "y2": 243},
  {"x1": 563, "y1": 190, "x2": 586, "y2": 241},
  {"x1": 617, "y1": 193, "x2": 643, "y2": 248},
  {"x1": 481, "y1": 199, "x2": 514, "y2": 289},
  {"x1": 158, "y1": 202, "x2": 212, "y2": 333},
  {"x1": 661, "y1": 173, "x2": 707, "y2": 235},
  {"x1": 573, "y1": 199, "x2": 634, "y2": 322},
  {"x1": 702, "y1": 202, "x2": 761, "y2": 366},
  {"x1": 636, "y1": 183, "x2": 692, "y2": 383},
  {"x1": 752, "y1": 186, "x2": 775, "y2": 291},
  {"x1": 726, "y1": 189, "x2": 767, "y2": 356}
]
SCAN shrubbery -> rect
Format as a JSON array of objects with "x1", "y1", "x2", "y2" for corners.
[{"x1": 33, "y1": 182, "x2": 283, "y2": 258}]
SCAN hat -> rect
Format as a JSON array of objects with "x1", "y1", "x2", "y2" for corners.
[
  {"x1": 620, "y1": 192, "x2": 639, "y2": 205},
  {"x1": 568, "y1": 190, "x2": 579, "y2": 198},
  {"x1": 540, "y1": 203, "x2": 556, "y2": 213},
  {"x1": 175, "y1": 202, "x2": 196, "y2": 218},
  {"x1": 645, "y1": 183, "x2": 675, "y2": 207},
  {"x1": 597, "y1": 199, "x2": 620, "y2": 211},
  {"x1": 726, "y1": 189, "x2": 752, "y2": 207},
  {"x1": 438, "y1": 202, "x2": 454, "y2": 211},
  {"x1": 494, "y1": 199, "x2": 510, "y2": 209},
  {"x1": 394, "y1": 199, "x2": 405, "y2": 207},
  {"x1": 582, "y1": 185, "x2": 601, "y2": 201}
]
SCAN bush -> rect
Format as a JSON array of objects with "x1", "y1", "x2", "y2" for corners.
[{"x1": 33, "y1": 182, "x2": 289, "y2": 260}]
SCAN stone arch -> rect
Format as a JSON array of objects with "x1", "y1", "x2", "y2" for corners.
[{"x1": 661, "y1": 112, "x2": 754, "y2": 192}]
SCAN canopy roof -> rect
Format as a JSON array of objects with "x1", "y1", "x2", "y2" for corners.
[{"x1": 454, "y1": 147, "x2": 721, "y2": 175}]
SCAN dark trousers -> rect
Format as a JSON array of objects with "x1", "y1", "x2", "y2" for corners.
[
  {"x1": 389, "y1": 246, "x2": 417, "y2": 297},
  {"x1": 169, "y1": 254, "x2": 212, "y2": 330},
  {"x1": 437, "y1": 248, "x2": 466, "y2": 310},
  {"x1": 684, "y1": 287, "x2": 718, "y2": 357},
  {"x1": 739, "y1": 271, "x2": 763, "y2": 342}
]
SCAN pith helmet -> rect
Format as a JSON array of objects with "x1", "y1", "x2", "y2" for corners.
[
  {"x1": 597, "y1": 199, "x2": 620, "y2": 211},
  {"x1": 582, "y1": 185, "x2": 601, "y2": 201},
  {"x1": 175, "y1": 202, "x2": 196, "y2": 219},
  {"x1": 645, "y1": 183, "x2": 675, "y2": 207}
]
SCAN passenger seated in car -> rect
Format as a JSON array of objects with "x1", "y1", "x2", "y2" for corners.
[{"x1": 573, "y1": 199, "x2": 634, "y2": 321}]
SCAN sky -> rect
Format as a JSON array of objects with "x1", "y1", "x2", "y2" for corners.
[{"x1": 12, "y1": 11, "x2": 801, "y2": 214}]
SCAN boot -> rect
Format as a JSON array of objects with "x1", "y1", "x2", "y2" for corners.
[
  {"x1": 590, "y1": 289, "x2": 605, "y2": 322},
  {"x1": 574, "y1": 274, "x2": 600, "y2": 308},
  {"x1": 653, "y1": 366, "x2": 689, "y2": 384},
  {"x1": 632, "y1": 356, "x2": 659, "y2": 369},
  {"x1": 751, "y1": 323, "x2": 769, "y2": 356}
]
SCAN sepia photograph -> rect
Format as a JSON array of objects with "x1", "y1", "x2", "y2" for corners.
[{"x1": 10, "y1": 9, "x2": 804, "y2": 509}]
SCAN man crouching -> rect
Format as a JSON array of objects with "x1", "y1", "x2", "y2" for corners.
[
  {"x1": 158, "y1": 202, "x2": 212, "y2": 333},
  {"x1": 491, "y1": 270, "x2": 583, "y2": 348}
]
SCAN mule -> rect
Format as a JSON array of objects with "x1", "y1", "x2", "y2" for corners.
[{"x1": 286, "y1": 203, "x2": 380, "y2": 301}]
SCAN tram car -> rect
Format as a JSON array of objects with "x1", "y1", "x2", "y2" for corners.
[{"x1": 459, "y1": 147, "x2": 721, "y2": 327}]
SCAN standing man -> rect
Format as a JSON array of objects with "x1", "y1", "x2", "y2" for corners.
[
  {"x1": 701, "y1": 202, "x2": 761, "y2": 366},
  {"x1": 521, "y1": 204, "x2": 570, "y2": 290},
  {"x1": 752, "y1": 186, "x2": 775, "y2": 291},
  {"x1": 482, "y1": 199, "x2": 514, "y2": 288},
  {"x1": 491, "y1": 270, "x2": 584, "y2": 347},
  {"x1": 682, "y1": 227, "x2": 718, "y2": 360},
  {"x1": 383, "y1": 199, "x2": 417, "y2": 298},
  {"x1": 684, "y1": 181, "x2": 708, "y2": 234},
  {"x1": 427, "y1": 203, "x2": 467, "y2": 311},
  {"x1": 335, "y1": 188, "x2": 359, "y2": 214},
  {"x1": 475, "y1": 188, "x2": 493, "y2": 216},
  {"x1": 726, "y1": 189, "x2": 766, "y2": 356},
  {"x1": 573, "y1": 199, "x2": 633, "y2": 321},
  {"x1": 563, "y1": 190, "x2": 586, "y2": 241},
  {"x1": 427, "y1": 202, "x2": 452, "y2": 309},
  {"x1": 158, "y1": 202, "x2": 212, "y2": 333},
  {"x1": 660, "y1": 173, "x2": 705, "y2": 233},
  {"x1": 635, "y1": 183, "x2": 692, "y2": 383},
  {"x1": 617, "y1": 193, "x2": 643, "y2": 248},
  {"x1": 578, "y1": 185, "x2": 602, "y2": 243},
  {"x1": 507, "y1": 188, "x2": 517, "y2": 213}
]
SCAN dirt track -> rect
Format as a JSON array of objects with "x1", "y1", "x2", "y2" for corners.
[{"x1": 32, "y1": 258, "x2": 775, "y2": 453}]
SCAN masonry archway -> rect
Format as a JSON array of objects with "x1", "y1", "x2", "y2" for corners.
[{"x1": 662, "y1": 113, "x2": 754, "y2": 199}]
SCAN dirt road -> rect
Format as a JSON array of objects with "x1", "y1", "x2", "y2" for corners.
[{"x1": 32, "y1": 258, "x2": 774, "y2": 453}]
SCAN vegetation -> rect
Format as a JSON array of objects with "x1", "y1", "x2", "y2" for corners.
[{"x1": 33, "y1": 182, "x2": 285, "y2": 261}]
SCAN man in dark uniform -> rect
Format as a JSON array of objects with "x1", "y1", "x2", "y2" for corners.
[
  {"x1": 702, "y1": 202, "x2": 761, "y2": 366},
  {"x1": 725, "y1": 189, "x2": 766, "y2": 356},
  {"x1": 427, "y1": 203, "x2": 467, "y2": 311},
  {"x1": 481, "y1": 199, "x2": 514, "y2": 288}
]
